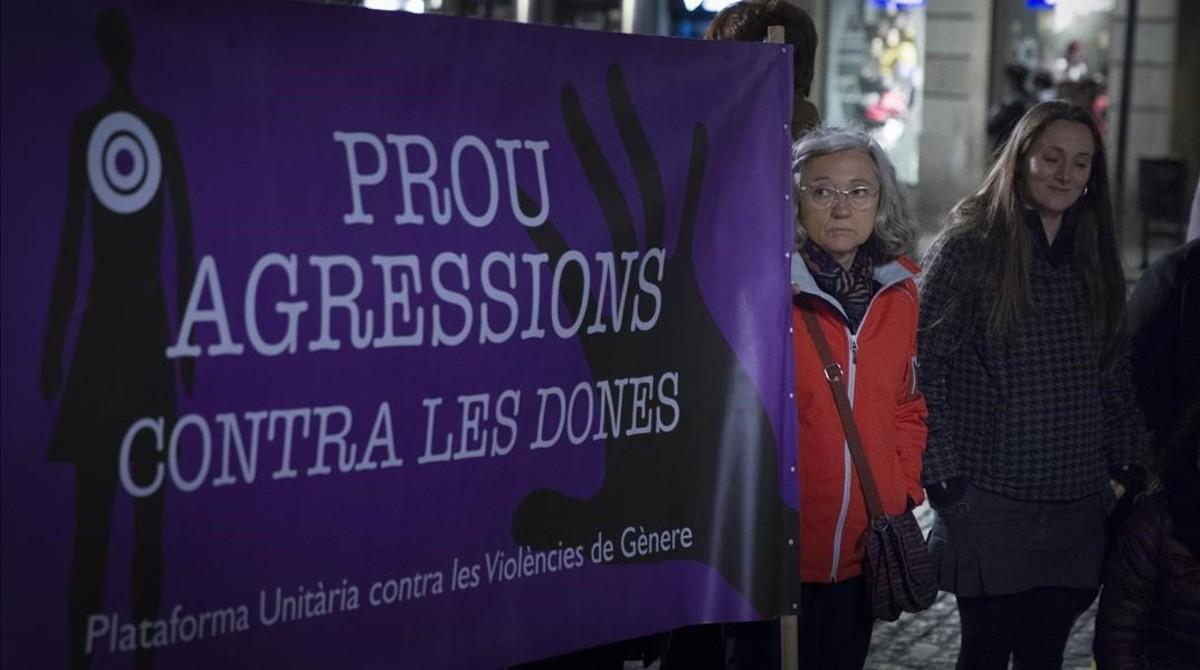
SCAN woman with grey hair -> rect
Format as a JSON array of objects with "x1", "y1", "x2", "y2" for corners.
[{"x1": 789, "y1": 127, "x2": 927, "y2": 668}]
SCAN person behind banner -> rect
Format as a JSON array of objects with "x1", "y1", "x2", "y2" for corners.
[
  {"x1": 788, "y1": 127, "x2": 927, "y2": 668},
  {"x1": 704, "y1": 0, "x2": 821, "y2": 138},
  {"x1": 918, "y1": 101, "x2": 1146, "y2": 670}
]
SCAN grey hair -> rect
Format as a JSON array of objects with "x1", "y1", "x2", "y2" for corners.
[{"x1": 791, "y1": 127, "x2": 916, "y2": 260}]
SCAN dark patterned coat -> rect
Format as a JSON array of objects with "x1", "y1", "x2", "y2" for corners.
[
  {"x1": 917, "y1": 217, "x2": 1145, "y2": 501},
  {"x1": 1095, "y1": 492, "x2": 1200, "y2": 669}
]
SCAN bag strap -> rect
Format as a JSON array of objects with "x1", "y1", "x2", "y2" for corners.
[{"x1": 798, "y1": 300, "x2": 886, "y2": 520}]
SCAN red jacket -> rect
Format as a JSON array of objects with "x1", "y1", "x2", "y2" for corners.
[{"x1": 791, "y1": 255, "x2": 928, "y2": 583}]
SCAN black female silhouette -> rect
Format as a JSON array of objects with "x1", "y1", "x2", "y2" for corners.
[{"x1": 41, "y1": 10, "x2": 195, "y2": 669}]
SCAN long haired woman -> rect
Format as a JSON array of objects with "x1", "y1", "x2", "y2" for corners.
[{"x1": 918, "y1": 101, "x2": 1146, "y2": 669}]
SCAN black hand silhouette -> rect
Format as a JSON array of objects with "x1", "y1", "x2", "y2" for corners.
[
  {"x1": 41, "y1": 342, "x2": 63, "y2": 400},
  {"x1": 511, "y1": 64, "x2": 797, "y2": 617}
]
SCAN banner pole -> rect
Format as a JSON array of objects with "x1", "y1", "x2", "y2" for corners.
[{"x1": 765, "y1": 23, "x2": 797, "y2": 670}]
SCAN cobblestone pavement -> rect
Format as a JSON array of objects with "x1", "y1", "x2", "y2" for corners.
[
  {"x1": 626, "y1": 502, "x2": 1100, "y2": 670},
  {"x1": 865, "y1": 591, "x2": 1098, "y2": 669},
  {"x1": 863, "y1": 503, "x2": 1098, "y2": 670}
]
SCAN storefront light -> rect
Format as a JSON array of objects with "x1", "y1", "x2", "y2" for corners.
[
  {"x1": 1049, "y1": 0, "x2": 1115, "y2": 33},
  {"x1": 683, "y1": 0, "x2": 740, "y2": 12},
  {"x1": 363, "y1": 0, "x2": 426, "y2": 12}
]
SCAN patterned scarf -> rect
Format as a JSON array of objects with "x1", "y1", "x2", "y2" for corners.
[{"x1": 800, "y1": 239, "x2": 879, "y2": 332}]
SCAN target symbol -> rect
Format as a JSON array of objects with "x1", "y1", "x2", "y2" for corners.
[{"x1": 86, "y1": 111, "x2": 162, "y2": 214}]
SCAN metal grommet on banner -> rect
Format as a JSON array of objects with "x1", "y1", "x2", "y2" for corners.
[
  {"x1": 787, "y1": 538, "x2": 794, "y2": 546},
  {"x1": 785, "y1": 252, "x2": 791, "y2": 259},
  {"x1": 789, "y1": 465, "x2": 796, "y2": 473}
]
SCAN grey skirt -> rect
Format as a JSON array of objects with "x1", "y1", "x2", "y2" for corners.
[{"x1": 927, "y1": 485, "x2": 1111, "y2": 597}]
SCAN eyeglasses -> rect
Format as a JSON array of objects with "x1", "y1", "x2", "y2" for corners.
[{"x1": 798, "y1": 184, "x2": 879, "y2": 210}]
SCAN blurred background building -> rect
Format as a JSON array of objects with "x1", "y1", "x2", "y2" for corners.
[{"x1": 349, "y1": 0, "x2": 1197, "y2": 267}]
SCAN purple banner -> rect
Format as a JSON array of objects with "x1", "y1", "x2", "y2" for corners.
[{"x1": 1, "y1": 1, "x2": 798, "y2": 667}]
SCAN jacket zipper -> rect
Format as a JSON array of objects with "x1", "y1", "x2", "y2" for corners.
[
  {"x1": 806, "y1": 268, "x2": 909, "y2": 583},
  {"x1": 828, "y1": 330, "x2": 858, "y2": 582}
]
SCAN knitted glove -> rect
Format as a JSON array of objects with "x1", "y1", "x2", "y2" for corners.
[
  {"x1": 1109, "y1": 464, "x2": 1147, "y2": 498},
  {"x1": 926, "y1": 477, "x2": 967, "y2": 510}
]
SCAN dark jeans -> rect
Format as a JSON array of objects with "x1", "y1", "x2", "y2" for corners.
[
  {"x1": 956, "y1": 587, "x2": 1098, "y2": 670},
  {"x1": 721, "y1": 578, "x2": 874, "y2": 670},
  {"x1": 721, "y1": 620, "x2": 780, "y2": 670},
  {"x1": 798, "y1": 578, "x2": 874, "y2": 670},
  {"x1": 661, "y1": 624, "x2": 727, "y2": 670}
]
